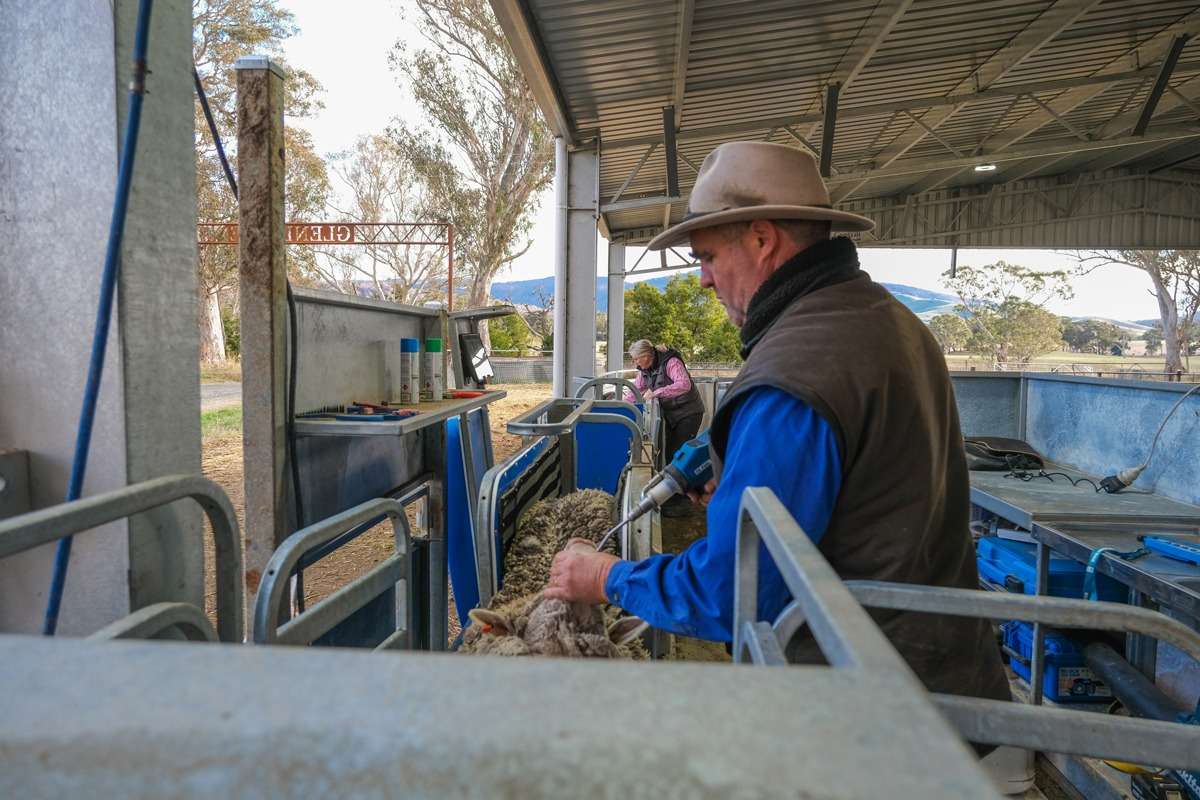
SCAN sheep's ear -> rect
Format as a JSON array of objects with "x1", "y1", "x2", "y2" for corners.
[
  {"x1": 608, "y1": 616, "x2": 648, "y2": 646},
  {"x1": 468, "y1": 608, "x2": 512, "y2": 635}
]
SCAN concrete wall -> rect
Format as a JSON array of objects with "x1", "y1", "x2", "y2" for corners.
[
  {"x1": 950, "y1": 375, "x2": 1022, "y2": 439},
  {"x1": 1025, "y1": 376, "x2": 1200, "y2": 507},
  {"x1": 0, "y1": 2, "x2": 201, "y2": 634},
  {"x1": 952, "y1": 374, "x2": 1200, "y2": 507}
]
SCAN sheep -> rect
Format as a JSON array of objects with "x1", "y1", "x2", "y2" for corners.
[
  {"x1": 489, "y1": 489, "x2": 618, "y2": 609},
  {"x1": 459, "y1": 489, "x2": 649, "y2": 659},
  {"x1": 459, "y1": 592, "x2": 647, "y2": 658}
]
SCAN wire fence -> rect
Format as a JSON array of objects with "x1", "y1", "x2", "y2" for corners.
[{"x1": 488, "y1": 354, "x2": 1200, "y2": 384}]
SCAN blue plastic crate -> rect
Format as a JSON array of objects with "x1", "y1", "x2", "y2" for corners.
[
  {"x1": 1001, "y1": 621, "x2": 1112, "y2": 703},
  {"x1": 977, "y1": 536, "x2": 1127, "y2": 603}
]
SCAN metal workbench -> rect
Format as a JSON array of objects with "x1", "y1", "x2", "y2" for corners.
[{"x1": 970, "y1": 465, "x2": 1200, "y2": 705}]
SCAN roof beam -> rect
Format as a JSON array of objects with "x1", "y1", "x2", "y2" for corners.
[
  {"x1": 820, "y1": 84, "x2": 840, "y2": 178},
  {"x1": 1134, "y1": 34, "x2": 1192, "y2": 136},
  {"x1": 1097, "y1": 73, "x2": 1200, "y2": 139},
  {"x1": 870, "y1": 0, "x2": 1104, "y2": 170},
  {"x1": 602, "y1": 194, "x2": 682, "y2": 213},
  {"x1": 827, "y1": 125, "x2": 1200, "y2": 187},
  {"x1": 608, "y1": 144, "x2": 658, "y2": 205},
  {"x1": 662, "y1": 106, "x2": 680, "y2": 197},
  {"x1": 982, "y1": 13, "x2": 1200, "y2": 153},
  {"x1": 825, "y1": 0, "x2": 914, "y2": 91},
  {"x1": 670, "y1": 0, "x2": 695, "y2": 130},
  {"x1": 601, "y1": 64, "x2": 1193, "y2": 152},
  {"x1": 488, "y1": 0, "x2": 575, "y2": 143}
]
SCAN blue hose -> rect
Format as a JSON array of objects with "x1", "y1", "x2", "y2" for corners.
[{"x1": 43, "y1": 0, "x2": 155, "y2": 635}]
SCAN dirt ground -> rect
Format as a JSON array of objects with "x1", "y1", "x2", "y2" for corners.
[
  {"x1": 201, "y1": 384, "x2": 552, "y2": 635},
  {"x1": 201, "y1": 381, "x2": 727, "y2": 661}
]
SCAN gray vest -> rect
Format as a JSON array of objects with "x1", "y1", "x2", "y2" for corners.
[
  {"x1": 711, "y1": 273, "x2": 1010, "y2": 704},
  {"x1": 639, "y1": 347, "x2": 703, "y2": 426}
]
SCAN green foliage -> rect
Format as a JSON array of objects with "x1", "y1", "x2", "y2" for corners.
[
  {"x1": 945, "y1": 261, "x2": 1071, "y2": 366},
  {"x1": 928, "y1": 314, "x2": 971, "y2": 353},
  {"x1": 221, "y1": 304, "x2": 241, "y2": 357},
  {"x1": 200, "y1": 406, "x2": 242, "y2": 438},
  {"x1": 1144, "y1": 324, "x2": 1163, "y2": 355},
  {"x1": 1061, "y1": 318, "x2": 1130, "y2": 355},
  {"x1": 964, "y1": 300, "x2": 1063, "y2": 365},
  {"x1": 624, "y1": 275, "x2": 742, "y2": 363},
  {"x1": 389, "y1": 0, "x2": 553, "y2": 309},
  {"x1": 488, "y1": 312, "x2": 531, "y2": 355}
]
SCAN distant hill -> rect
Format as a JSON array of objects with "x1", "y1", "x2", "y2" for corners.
[
  {"x1": 490, "y1": 272, "x2": 961, "y2": 317},
  {"x1": 1070, "y1": 316, "x2": 1153, "y2": 334}
]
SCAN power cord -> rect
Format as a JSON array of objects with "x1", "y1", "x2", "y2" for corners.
[{"x1": 1004, "y1": 467, "x2": 1101, "y2": 492}]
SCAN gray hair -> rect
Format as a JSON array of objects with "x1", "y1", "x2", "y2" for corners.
[{"x1": 628, "y1": 339, "x2": 655, "y2": 360}]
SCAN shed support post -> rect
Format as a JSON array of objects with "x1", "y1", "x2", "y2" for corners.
[
  {"x1": 552, "y1": 139, "x2": 599, "y2": 396},
  {"x1": 236, "y1": 56, "x2": 289, "y2": 633},
  {"x1": 607, "y1": 244, "x2": 626, "y2": 374}
]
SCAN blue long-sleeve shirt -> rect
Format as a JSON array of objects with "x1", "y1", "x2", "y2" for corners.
[{"x1": 604, "y1": 386, "x2": 843, "y2": 642}]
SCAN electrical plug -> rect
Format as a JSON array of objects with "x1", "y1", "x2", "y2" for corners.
[{"x1": 1099, "y1": 465, "x2": 1145, "y2": 494}]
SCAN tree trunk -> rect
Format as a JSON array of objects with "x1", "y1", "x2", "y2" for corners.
[
  {"x1": 199, "y1": 289, "x2": 227, "y2": 364},
  {"x1": 1147, "y1": 265, "x2": 1183, "y2": 373},
  {"x1": 467, "y1": 281, "x2": 491, "y2": 349}
]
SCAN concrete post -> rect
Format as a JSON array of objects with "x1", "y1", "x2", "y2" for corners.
[
  {"x1": 236, "y1": 56, "x2": 288, "y2": 628},
  {"x1": 552, "y1": 139, "x2": 600, "y2": 396},
  {"x1": 606, "y1": 243, "x2": 626, "y2": 373},
  {"x1": 0, "y1": 1, "x2": 200, "y2": 633}
]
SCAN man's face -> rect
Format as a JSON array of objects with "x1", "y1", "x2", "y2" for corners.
[
  {"x1": 633, "y1": 353, "x2": 654, "y2": 370},
  {"x1": 689, "y1": 226, "x2": 760, "y2": 328}
]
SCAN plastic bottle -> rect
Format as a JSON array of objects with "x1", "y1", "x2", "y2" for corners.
[
  {"x1": 422, "y1": 337, "x2": 443, "y2": 401},
  {"x1": 400, "y1": 338, "x2": 420, "y2": 404}
]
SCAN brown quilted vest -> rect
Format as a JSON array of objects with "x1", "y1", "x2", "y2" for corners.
[{"x1": 711, "y1": 269, "x2": 1010, "y2": 704}]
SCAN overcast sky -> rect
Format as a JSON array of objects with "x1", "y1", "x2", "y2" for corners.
[{"x1": 280, "y1": 0, "x2": 1163, "y2": 321}]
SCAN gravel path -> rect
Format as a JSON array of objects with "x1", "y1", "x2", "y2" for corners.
[{"x1": 201, "y1": 382, "x2": 241, "y2": 412}]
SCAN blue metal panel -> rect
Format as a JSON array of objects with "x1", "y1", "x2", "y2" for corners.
[
  {"x1": 951, "y1": 375, "x2": 1022, "y2": 439},
  {"x1": 446, "y1": 411, "x2": 490, "y2": 624},
  {"x1": 1025, "y1": 377, "x2": 1200, "y2": 507},
  {"x1": 576, "y1": 407, "x2": 637, "y2": 493}
]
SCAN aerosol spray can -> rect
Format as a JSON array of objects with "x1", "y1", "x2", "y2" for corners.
[
  {"x1": 422, "y1": 337, "x2": 443, "y2": 401},
  {"x1": 400, "y1": 338, "x2": 420, "y2": 404}
]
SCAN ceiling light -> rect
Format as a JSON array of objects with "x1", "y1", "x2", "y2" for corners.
[{"x1": 974, "y1": 163, "x2": 997, "y2": 172}]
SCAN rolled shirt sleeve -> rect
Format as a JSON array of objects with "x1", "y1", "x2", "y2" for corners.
[
  {"x1": 623, "y1": 371, "x2": 648, "y2": 403},
  {"x1": 604, "y1": 386, "x2": 843, "y2": 641}
]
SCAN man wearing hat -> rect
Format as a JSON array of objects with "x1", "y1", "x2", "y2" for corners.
[{"x1": 546, "y1": 142, "x2": 1008, "y2": 708}]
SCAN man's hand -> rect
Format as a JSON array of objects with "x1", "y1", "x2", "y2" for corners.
[
  {"x1": 686, "y1": 478, "x2": 718, "y2": 507},
  {"x1": 545, "y1": 538, "x2": 620, "y2": 605},
  {"x1": 641, "y1": 388, "x2": 655, "y2": 402}
]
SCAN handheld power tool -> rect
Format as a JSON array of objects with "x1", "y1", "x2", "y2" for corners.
[{"x1": 594, "y1": 430, "x2": 713, "y2": 552}]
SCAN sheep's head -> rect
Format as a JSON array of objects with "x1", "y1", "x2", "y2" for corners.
[{"x1": 462, "y1": 594, "x2": 647, "y2": 658}]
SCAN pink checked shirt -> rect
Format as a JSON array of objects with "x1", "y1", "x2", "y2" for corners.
[{"x1": 623, "y1": 357, "x2": 692, "y2": 402}]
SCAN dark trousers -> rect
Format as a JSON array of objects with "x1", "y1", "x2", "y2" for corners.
[{"x1": 663, "y1": 411, "x2": 704, "y2": 462}]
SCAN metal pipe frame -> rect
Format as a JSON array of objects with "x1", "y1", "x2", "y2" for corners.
[
  {"x1": 0, "y1": 474, "x2": 242, "y2": 642},
  {"x1": 840, "y1": 580, "x2": 1200, "y2": 664},
  {"x1": 505, "y1": 397, "x2": 595, "y2": 437},
  {"x1": 574, "y1": 376, "x2": 641, "y2": 403},
  {"x1": 89, "y1": 602, "x2": 218, "y2": 643},
  {"x1": 734, "y1": 487, "x2": 922, "y2": 674},
  {"x1": 253, "y1": 498, "x2": 412, "y2": 646},
  {"x1": 734, "y1": 491, "x2": 1200, "y2": 770}
]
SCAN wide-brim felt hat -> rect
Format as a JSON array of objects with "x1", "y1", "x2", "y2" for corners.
[{"x1": 647, "y1": 141, "x2": 875, "y2": 251}]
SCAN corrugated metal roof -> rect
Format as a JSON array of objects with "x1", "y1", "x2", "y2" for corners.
[{"x1": 496, "y1": 0, "x2": 1200, "y2": 246}]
